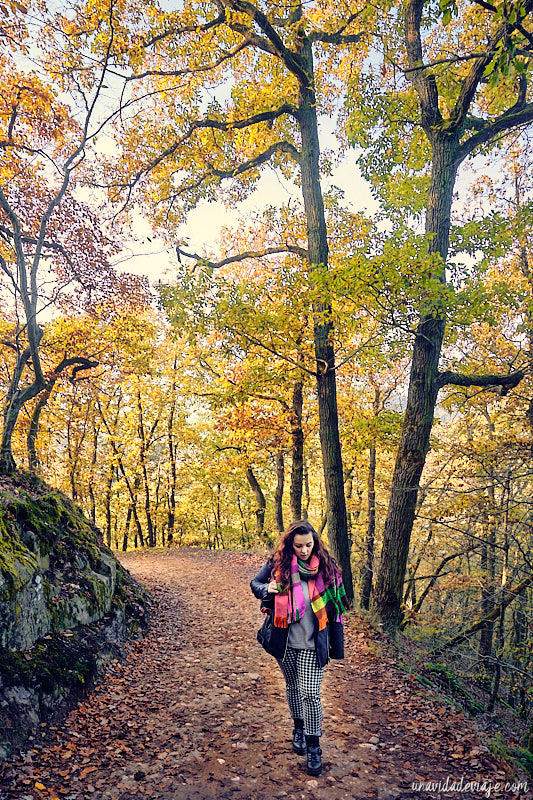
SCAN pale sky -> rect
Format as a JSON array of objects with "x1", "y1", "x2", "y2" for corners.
[{"x1": 113, "y1": 139, "x2": 378, "y2": 284}]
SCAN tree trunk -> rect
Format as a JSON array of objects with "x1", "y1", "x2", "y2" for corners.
[
  {"x1": 0, "y1": 337, "x2": 44, "y2": 475},
  {"x1": 104, "y1": 462, "x2": 114, "y2": 549},
  {"x1": 27, "y1": 390, "x2": 51, "y2": 472},
  {"x1": 88, "y1": 422, "x2": 99, "y2": 525},
  {"x1": 302, "y1": 459, "x2": 310, "y2": 519},
  {"x1": 360, "y1": 442, "x2": 377, "y2": 610},
  {"x1": 237, "y1": 494, "x2": 249, "y2": 547},
  {"x1": 373, "y1": 134, "x2": 458, "y2": 631},
  {"x1": 296, "y1": 35, "x2": 353, "y2": 600},
  {"x1": 274, "y1": 450, "x2": 285, "y2": 532},
  {"x1": 130, "y1": 476, "x2": 145, "y2": 548},
  {"x1": 123, "y1": 506, "x2": 132, "y2": 551},
  {"x1": 289, "y1": 379, "x2": 304, "y2": 521},
  {"x1": 137, "y1": 389, "x2": 156, "y2": 547},
  {"x1": 167, "y1": 355, "x2": 178, "y2": 542},
  {"x1": 246, "y1": 465, "x2": 266, "y2": 539},
  {"x1": 478, "y1": 521, "x2": 496, "y2": 667}
]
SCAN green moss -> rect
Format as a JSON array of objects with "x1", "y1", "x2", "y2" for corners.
[
  {"x1": 0, "y1": 507, "x2": 39, "y2": 601},
  {"x1": 422, "y1": 661, "x2": 484, "y2": 715},
  {"x1": 0, "y1": 634, "x2": 97, "y2": 693},
  {"x1": 513, "y1": 745, "x2": 533, "y2": 777}
]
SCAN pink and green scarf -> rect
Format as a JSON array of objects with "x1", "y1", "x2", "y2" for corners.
[{"x1": 273, "y1": 553, "x2": 348, "y2": 630}]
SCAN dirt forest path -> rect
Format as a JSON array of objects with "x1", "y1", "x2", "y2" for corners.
[{"x1": 1, "y1": 549, "x2": 530, "y2": 800}]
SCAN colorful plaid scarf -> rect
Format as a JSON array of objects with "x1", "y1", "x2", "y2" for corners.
[{"x1": 273, "y1": 553, "x2": 348, "y2": 630}]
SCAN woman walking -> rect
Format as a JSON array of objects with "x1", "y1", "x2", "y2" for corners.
[{"x1": 250, "y1": 520, "x2": 349, "y2": 776}]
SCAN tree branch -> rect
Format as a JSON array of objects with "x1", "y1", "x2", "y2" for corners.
[
  {"x1": 459, "y1": 103, "x2": 533, "y2": 161},
  {"x1": 221, "y1": 0, "x2": 309, "y2": 84},
  {"x1": 433, "y1": 573, "x2": 533, "y2": 653},
  {"x1": 115, "y1": 104, "x2": 297, "y2": 198},
  {"x1": 404, "y1": 50, "x2": 496, "y2": 75},
  {"x1": 405, "y1": 0, "x2": 442, "y2": 129},
  {"x1": 311, "y1": 27, "x2": 365, "y2": 45},
  {"x1": 127, "y1": 40, "x2": 251, "y2": 82},
  {"x1": 176, "y1": 243, "x2": 309, "y2": 268},
  {"x1": 208, "y1": 140, "x2": 300, "y2": 177},
  {"x1": 143, "y1": 11, "x2": 226, "y2": 49},
  {"x1": 401, "y1": 546, "x2": 477, "y2": 627},
  {"x1": 435, "y1": 369, "x2": 524, "y2": 393},
  {"x1": 225, "y1": 19, "x2": 279, "y2": 56},
  {"x1": 451, "y1": 0, "x2": 533, "y2": 125},
  {"x1": 310, "y1": 11, "x2": 365, "y2": 43},
  {"x1": 0, "y1": 223, "x2": 75, "y2": 268}
]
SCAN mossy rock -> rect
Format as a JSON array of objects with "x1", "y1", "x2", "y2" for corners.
[
  {"x1": 0, "y1": 473, "x2": 142, "y2": 650},
  {"x1": 0, "y1": 472, "x2": 149, "y2": 757}
]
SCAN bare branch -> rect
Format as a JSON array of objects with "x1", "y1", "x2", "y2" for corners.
[
  {"x1": 311, "y1": 31, "x2": 366, "y2": 45},
  {"x1": 225, "y1": 19, "x2": 279, "y2": 56},
  {"x1": 459, "y1": 102, "x2": 533, "y2": 160},
  {"x1": 405, "y1": 0, "x2": 442, "y2": 129},
  {"x1": 471, "y1": 0, "x2": 497, "y2": 11},
  {"x1": 176, "y1": 242, "x2": 309, "y2": 268},
  {"x1": 404, "y1": 49, "x2": 496, "y2": 74},
  {"x1": 209, "y1": 140, "x2": 300, "y2": 177}
]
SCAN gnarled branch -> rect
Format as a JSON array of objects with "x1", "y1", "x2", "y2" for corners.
[{"x1": 435, "y1": 368, "x2": 524, "y2": 393}]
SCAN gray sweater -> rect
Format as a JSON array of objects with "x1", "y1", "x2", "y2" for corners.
[{"x1": 287, "y1": 578, "x2": 315, "y2": 650}]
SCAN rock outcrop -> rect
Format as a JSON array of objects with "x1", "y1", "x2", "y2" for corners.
[{"x1": 0, "y1": 473, "x2": 148, "y2": 757}]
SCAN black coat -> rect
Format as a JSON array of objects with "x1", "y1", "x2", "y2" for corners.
[{"x1": 250, "y1": 560, "x2": 345, "y2": 668}]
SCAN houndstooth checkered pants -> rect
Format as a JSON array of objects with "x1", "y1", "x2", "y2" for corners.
[{"x1": 277, "y1": 647, "x2": 324, "y2": 736}]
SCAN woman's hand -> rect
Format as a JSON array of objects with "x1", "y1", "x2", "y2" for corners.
[{"x1": 267, "y1": 580, "x2": 279, "y2": 594}]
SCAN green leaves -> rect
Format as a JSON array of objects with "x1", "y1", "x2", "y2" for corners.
[{"x1": 438, "y1": 0, "x2": 458, "y2": 27}]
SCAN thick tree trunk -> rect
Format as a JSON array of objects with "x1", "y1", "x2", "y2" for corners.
[
  {"x1": 274, "y1": 451, "x2": 285, "y2": 532},
  {"x1": 373, "y1": 136, "x2": 458, "y2": 631},
  {"x1": 297, "y1": 36, "x2": 353, "y2": 600}
]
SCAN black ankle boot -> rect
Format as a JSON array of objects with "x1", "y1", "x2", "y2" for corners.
[
  {"x1": 292, "y1": 719, "x2": 306, "y2": 755},
  {"x1": 305, "y1": 735, "x2": 322, "y2": 776}
]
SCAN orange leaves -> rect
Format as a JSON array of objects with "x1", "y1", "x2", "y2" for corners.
[{"x1": 0, "y1": 62, "x2": 80, "y2": 159}]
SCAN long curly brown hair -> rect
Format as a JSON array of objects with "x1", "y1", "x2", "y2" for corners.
[{"x1": 270, "y1": 520, "x2": 339, "y2": 591}]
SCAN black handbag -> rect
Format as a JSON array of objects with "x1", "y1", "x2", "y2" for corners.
[{"x1": 257, "y1": 609, "x2": 274, "y2": 649}]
